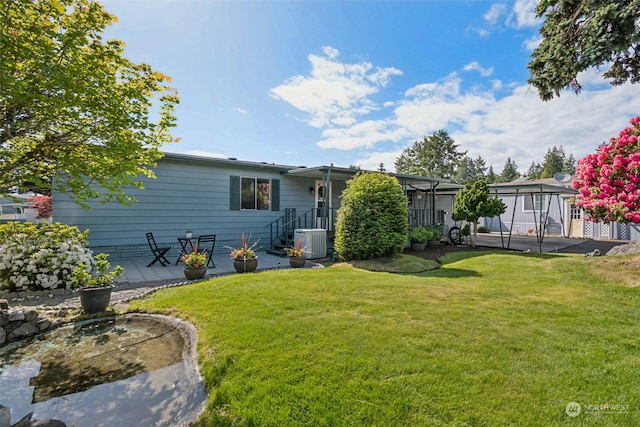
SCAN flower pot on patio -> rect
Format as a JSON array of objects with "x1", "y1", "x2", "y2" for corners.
[
  {"x1": 79, "y1": 286, "x2": 113, "y2": 314},
  {"x1": 289, "y1": 257, "x2": 306, "y2": 268},
  {"x1": 184, "y1": 266, "x2": 206, "y2": 280},
  {"x1": 233, "y1": 258, "x2": 258, "y2": 273}
]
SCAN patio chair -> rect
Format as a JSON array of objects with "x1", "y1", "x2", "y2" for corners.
[
  {"x1": 197, "y1": 234, "x2": 216, "y2": 268},
  {"x1": 146, "y1": 232, "x2": 172, "y2": 267}
]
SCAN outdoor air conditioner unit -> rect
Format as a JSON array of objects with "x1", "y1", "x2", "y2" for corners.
[{"x1": 294, "y1": 229, "x2": 327, "y2": 259}]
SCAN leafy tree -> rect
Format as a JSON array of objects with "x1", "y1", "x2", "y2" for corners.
[
  {"x1": 395, "y1": 130, "x2": 466, "y2": 179},
  {"x1": 452, "y1": 179, "x2": 506, "y2": 248},
  {"x1": 334, "y1": 172, "x2": 408, "y2": 261},
  {"x1": 573, "y1": 116, "x2": 640, "y2": 223},
  {"x1": 499, "y1": 157, "x2": 521, "y2": 183},
  {"x1": 526, "y1": 162, "x2": 543, "y2": 180},
  {"x1": 528, "y1": 1, "x2": 640, "y2": 101},
  {"x1": 0, "y1": 0, "x2": 179, "y2": 205}
]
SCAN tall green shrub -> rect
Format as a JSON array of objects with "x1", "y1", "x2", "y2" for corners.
[
  {"x1": 334, "y1": 172, "x2": 408, "y2": 261},
  {"x1": 0, "y1": 222, "x2": 94, "y2": 292}
]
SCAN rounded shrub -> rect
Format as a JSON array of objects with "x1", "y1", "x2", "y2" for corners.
[
  {"x1": 0, "y1": 221, "x2": 94, "y2": 292},
  {"x1": 334, "y1": 172, "x2": 408, "y2": 261}
]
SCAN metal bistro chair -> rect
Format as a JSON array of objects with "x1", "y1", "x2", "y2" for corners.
[
  {"x1": 197, "y1": 234, "x2": 216, "y2": 268},
  {"x1": 146, "y1": 232, "x2": 172, "y2": 267}
]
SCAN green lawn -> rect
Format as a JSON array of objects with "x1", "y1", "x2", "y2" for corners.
[{"x1": 129, "y1": 251, "x2": 640, "y2": 426}]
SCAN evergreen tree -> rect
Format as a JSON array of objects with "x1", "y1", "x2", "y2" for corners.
[
  {"x1": 526, "y1": 162, "x2": 543, "y2": 180},
  {"x1": 485, "y1": 165, "x2": 497, "y2": 184},
  {"x1": 564, "y1": 154, "x2": 577, "y2": 175},
  {"x1": 539, "y1": 146, "x2": 567, "y2": 178},
  {"x1": 395, "y1": 130, "x2": 466, "y2": 179},
  {"x1": 528, "y1": 1, "x2": 640, "y2": 101},
  {"x1": 499, "y1": 157, "x2": 521, "y2": 182}
]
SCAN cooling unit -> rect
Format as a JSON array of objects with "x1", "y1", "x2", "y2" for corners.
[{"x1": 293, "y1": 229, "x2": 327, "y2": 259}]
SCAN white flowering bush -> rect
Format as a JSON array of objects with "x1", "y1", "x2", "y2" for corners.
[{"x1": 0, "y1": 221, "x2": 95, "y2": 292}]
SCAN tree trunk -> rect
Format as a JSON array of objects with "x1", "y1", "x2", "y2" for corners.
[{"x1": 470, "y1": 221, "x2": 478, "y2": 248}]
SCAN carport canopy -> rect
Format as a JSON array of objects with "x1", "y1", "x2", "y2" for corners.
[{"x1": 488, "y1": 179, "x2": 578, "y2": 252}]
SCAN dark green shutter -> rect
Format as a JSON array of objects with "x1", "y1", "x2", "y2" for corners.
[
  {"x1": 230, "y1": 176, "x2": 240, "y2": 210},
  {"x1": 271, "y1": 179, "x2": 280, "y2": 211}
]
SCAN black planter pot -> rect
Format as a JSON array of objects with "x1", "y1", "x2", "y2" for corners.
[
  {"x1": 184, "y1": 266, "x2": 206, "y2": 280},
  {"x1": 289, "y1": 257, "x2": 307, "y2": 268},
  {"x1": 79, "y1": 286, "x2": 113, "y2": 314},
  {"x1": 410, "y1": 242, "x2": 426, "y2": 252},
  {"x1": 233, "y1": 258, "x2": 258, "y2": 273}
]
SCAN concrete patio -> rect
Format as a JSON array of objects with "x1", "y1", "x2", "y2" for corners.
[{"x1": 114, "y1": 250, "x2": 308, "y2": 286}]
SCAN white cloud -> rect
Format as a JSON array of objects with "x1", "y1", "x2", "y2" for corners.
[
  {"x1": 233, "y1": 107, "x2": 248, "y2": 114},
  {"x1": 463, "y1": 61, "x2": 494, "y2": 77},
  {"x1": 269, "y1": 47, "x2": 402, "y2": 129},
  {"x1": 523, "y1": 35, "x2": 542, "y2": 52},
  {"x1": 507, "y1": 0, "x2": 540, "y2": 29},
  {"x1": 318, "y1": 120, "x2": 408, "y2": 150},
  {"x1": 484, "y1": 3, "x2": 507, "y2": 26},
  {"x1": 480, "y1": 0, "x2": 539, "y2": 36},
  {"x1": 272, "y1": 48, "x2": 640, "y2": 174},
  {"x1": 352, "y1": 150, "x2": 404, "y2": 171}
]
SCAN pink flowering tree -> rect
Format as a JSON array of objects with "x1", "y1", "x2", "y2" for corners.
[{"x1": 573, "y1": 117, "x2": 640, "y2": 224}]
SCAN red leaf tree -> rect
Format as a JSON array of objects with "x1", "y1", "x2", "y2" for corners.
[
  {"x1": 27, "y1": 195, "x2": 52, "y2": 219},
  {"x1": 573, "y1": 117, "x2": 640, "y2": 224}
]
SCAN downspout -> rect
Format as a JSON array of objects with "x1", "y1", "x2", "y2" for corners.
[
  {"x1": 324, "y1": 166, "x2": 332, "y2": 230},
  {"x1": 431, "y1": 181, "x2": 439, "y2": 226}
]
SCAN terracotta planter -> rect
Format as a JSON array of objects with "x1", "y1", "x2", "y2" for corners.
[
  {"x1": 233, "y1": 258, "x2": 258, "y2": 273},
  {"x1": 184, "y1": 266, "x2": 206, "y2": 280},
  {"x1": 79, "y1": 286, "x2": 113, "y2": 314},
  {"x1": 289, "y1": 257, "x2": 306, "y2": 268}
]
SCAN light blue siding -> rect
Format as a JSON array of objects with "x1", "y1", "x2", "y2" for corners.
[{"x1": 53, "y1": 155, "x2": 318, "y2": 259}]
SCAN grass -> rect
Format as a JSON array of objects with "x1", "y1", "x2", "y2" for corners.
[{"x1": 128, "y1": 251, "x2": 640, "y2": 426}]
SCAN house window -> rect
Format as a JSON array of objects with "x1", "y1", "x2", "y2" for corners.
[
  {"x1": 523, "y1": 194, "x2": 547, "y2": 212},
  {"x1": 570, "y1": 204, "x2": 582, "y2": 220},
  {"x1": 241, "y1": 177, "x2": 271, "y2": 210}
]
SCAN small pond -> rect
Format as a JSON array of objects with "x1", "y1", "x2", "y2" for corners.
[{"x1": 0, "y1": 314, "x2": 206, "y2": 426}]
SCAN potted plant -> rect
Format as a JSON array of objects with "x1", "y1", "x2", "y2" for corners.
[
  {"x1": 72, "y1": 253, "x2": 124, "y2": 314},
  {"x1": 286, "y1": 239, "x2": 307, "y2": 268},
  {"x1": 181, "y1": 243, "x2": 207, "y2": 280},
  {"x1": 409, "y1": 226, "x2": 429, "y2": 251},
  {"x1": 426, "y1": 225, "x2": 443, "y2": 247},
  {"x1": 185, "y1": 230, "x2": 192, "y2": 239},
  {"x1": 228, "y1": 233, "x2": 260, "y2": 273}
]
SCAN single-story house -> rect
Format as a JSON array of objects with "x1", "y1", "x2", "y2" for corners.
[
  {"x1": 52, "y1": 152, "x2": 460, "y2": 261},
  {"x1": 484, "y1": 177, "x2": 640, "y2": 242}
]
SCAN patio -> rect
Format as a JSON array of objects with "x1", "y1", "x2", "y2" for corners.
[{"x1": 115, "y1": 250, "x2": 310, "y2": 286}]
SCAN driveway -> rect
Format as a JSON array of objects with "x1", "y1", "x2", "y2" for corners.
[{"x1": 474, "y1": 233, "x2": 628, "y2": 255}]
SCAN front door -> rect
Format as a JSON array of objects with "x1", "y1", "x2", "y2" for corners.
[{"x1": 315, "y1": 180, "x2": 332, "y2": 229}]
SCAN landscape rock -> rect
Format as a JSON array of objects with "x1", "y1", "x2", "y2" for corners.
[{"x1": 11, "y1": 322, "x2": 40, "y2": 338}]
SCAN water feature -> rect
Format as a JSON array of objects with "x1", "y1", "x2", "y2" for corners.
[{"x1": 0, "y1": 314, "x2": 207, "y2": 426}]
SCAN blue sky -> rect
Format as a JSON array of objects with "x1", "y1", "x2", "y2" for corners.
[{"x1": 101, "y1": 0, "x2": 640, "y2": 174}]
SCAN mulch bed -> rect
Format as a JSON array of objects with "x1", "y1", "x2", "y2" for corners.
[{"x1": 403, "y1": 243, "x2": 506, "y2": 261}]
